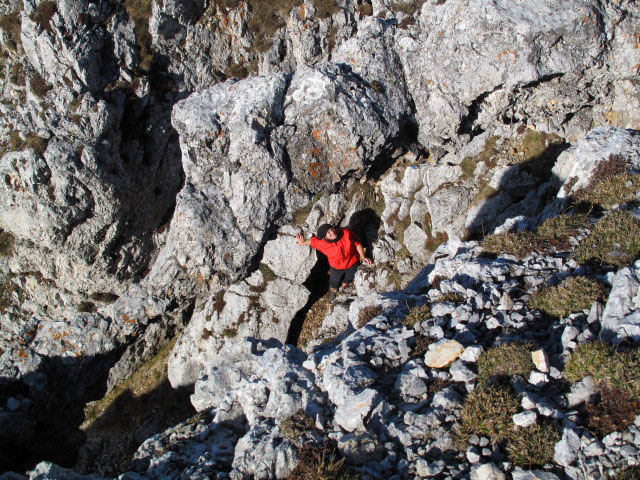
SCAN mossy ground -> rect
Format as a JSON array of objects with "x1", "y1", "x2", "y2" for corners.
[
  {"x1": 575, "y1": 210, "x2": 640, "y2": 268},
  {"x1": 476, "y1": 343, "x2": 534, "y2": 385},
  {"x1": 529, "y1": 276, "x2": 609, "y2": 318}
]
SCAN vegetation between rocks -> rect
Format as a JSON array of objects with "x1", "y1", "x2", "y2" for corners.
[
  {"x1": 476, "y1": 343, "x2": 534, "y2": 385},
  {"x1": 575, "y1": 209, "x2": 640, "y2": 268},
  {"x1": 403, "y1": 304, "x2": 430, "y2": 327},
  {"x1": 285, "y1": 442, "x2": 358, "y2": 480},
  {"x1": 29, "y1": 0, "x2": 56, "y2": 33},
  {"x1": 281, "y1": 410, "x2": 316, "y2": 440},
  {"x1": 529, "y1": 276, "x2": 609, "y2": 318},
  {"x1": 357, "y1": 304, "x2": 383, "y2": 328},
  {"x1": 505, "y1": 422, "x2": 560, "y2": 468}
]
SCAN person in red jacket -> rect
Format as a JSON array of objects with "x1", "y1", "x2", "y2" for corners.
[{"x1": 296, "y1": 224, "x2": 373, "y2": 301}]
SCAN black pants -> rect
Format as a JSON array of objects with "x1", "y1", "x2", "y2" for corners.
[{"x1": 329, "y1": 261, "x2": 360, "y2": 289}]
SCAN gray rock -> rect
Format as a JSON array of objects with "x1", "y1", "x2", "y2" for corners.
[
  {"x1": 601, "y1": 260, "x2": 640, "y2": 343},
  {"x1": 472, "y1": 463, "x2": 506, "y2": 480},
  {"x1": 511, "y1": 472, "x2": 561, "y2": 480},
  {"x1": 513, "y1": 411, "x2": 537, "y2": 428},
  {"x1": 554, "y1": 426, "x2": 581, "y2": 467},
  {"x1": 567, "y1": 376, "x2": 598, "y2": 408},
  {"x1": 337, "y1": 432, "x2": 384, "y2": 465},
  {"x1": 334, "y1": 389, "x2": 380, "y2": 432}
]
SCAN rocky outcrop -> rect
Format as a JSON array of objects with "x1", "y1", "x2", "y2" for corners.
[{"x1": 1, "y1": 0, "x2": 640, "y2": 476}]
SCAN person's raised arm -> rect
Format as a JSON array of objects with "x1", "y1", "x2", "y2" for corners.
[
  {"x1": 356, "y1": 243, "x2": 373, "y2": 265},
  {"x1": 295, "y1": 233, "x2": 312, "y2": 246}
]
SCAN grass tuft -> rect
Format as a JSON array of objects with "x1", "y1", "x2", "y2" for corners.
[
  {"x1": 575, "y1": 210, "x2": 640, "y2": 268},
  {"x1": 564, "y1": 342, "x2": 640, "y2": 399},
  {"x1": 433, "y1": 292, "x2": 464, "y2": 304},
  {"x1": 357, "y1": 305, "x2": 383, "y2": 328},
  {"x1": 455, "y1": 385, "x2": 518, "y2": 447},
  {"x1": 506, "y1": 422, "x2": 560, "y2": 468},
  {"x1": 281, "y1": 410, "x2": 316, "y2": 440},
  {"x1": 285, "y1": 442, "x2": 358, "y2": 480},
  {"x1": 313, "y1": 0, "x2": 339, "y2": 18},
  {"x1": 529, "y1": 276, "x2": 609, "y2": 318},
  {"x1": 476, "y1": 343, "x2": 534, "y2": 385},
  {"x1": 404, "y1": 304, "x2": 430, "y2": 328}
]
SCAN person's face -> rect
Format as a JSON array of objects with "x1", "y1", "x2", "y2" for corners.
[{"x1": 325, "y1": 228, "x2": 337, "y2": 241}]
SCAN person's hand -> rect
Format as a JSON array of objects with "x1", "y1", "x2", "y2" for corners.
[
  {"x1": 362, "y1": 257, "x2": 373, "y2": 265},
  {"x1": 295, "y1": 233, "x2": 304, "y2": 245}
]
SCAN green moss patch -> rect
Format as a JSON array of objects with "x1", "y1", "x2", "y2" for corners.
[
  {"x1": 477, "y1": 343, "x2": 534, "y2": 385},
  {"x1": 529, "y1": 276, "x2": 609, "y2": 318},
  {"x1": 506, "y1": 422, "x2": 560, "y2": 468},
  {"x1": 565, "y1": 342, "x2": 640, "y2": 399},
  {"x1": 575, "y1": 210, "x2": 640, "y2": 268}
]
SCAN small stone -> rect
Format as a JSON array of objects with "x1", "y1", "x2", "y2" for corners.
[
  {"x1": 521, "y1": 393, "x2": 537, "y2": 410},
  {"x1": 511, "y1": 471, "x2": 561, "y2": 480},
  {"x1": 432, "y1": 386, "x2": 462, "y2": 410},
  {"x1": 567, "y1": 376, "x2": 597, "y2": 407},
  {"x1": 561, "y1": 326, "x2": 580, "y2": 349},
  {"x1": 513, "y1": 410, "x2": 537, "y2": 427},
  {"x1": 528, "y1": 370, "x2": 549, "y2": 387},
  {"x1": 424, "y1": 339, "x2": 465, "y2": 368},
  {"x1": 478, "y1": 436, "x2": 489, "y2": 447},
  {"x1": 334, "y1": 389, "x2": 380, "y2": 432},
  {"x1": 486, "y1": 318, "x2": 501, "y2": 329},
  {"x1": 450, "y1": 360, "x2": 476, "y2": 383},
  {"x1": 460, "y1": 345, "x2": 484, "y2": 363},
  {"x1": 554, "y1": 426, "x2": 581, "y2": 466},
  {"x1": 466, "y1": 447, "x2": 481, "y2": 463},
  {"x1": 473, "y1": 462, "x2": 506, "y2": 480},
  {"x1": 531, "y1": 349, "x2": 549, "y2": 372},
  {"x1": 416, "y1": 459, "x2": 445, "y2": 477}
]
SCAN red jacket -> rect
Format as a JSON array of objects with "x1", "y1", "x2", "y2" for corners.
[{"x1": 310, "y1": 228, "x2": 361, "y2": 270}]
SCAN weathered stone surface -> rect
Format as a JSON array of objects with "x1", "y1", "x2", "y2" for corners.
[
  {"x1": 472, "y1": 463, "x2": 506, "y2": 480},
  {"x1": 531, "y1": 349, "x2": 550, "y2": 373},
  {"x1": 601, "y1": 260, "x2": 640, "y2": 343},
  {"x1": 554, "y1": 127, "x2": 640, "y2": 200},
  {"x1": 554, "y1": 426, "x2": 581, "y2": 467},
  {"x1": 261, "y1": 225, "x2": 317, "y2": 284}
]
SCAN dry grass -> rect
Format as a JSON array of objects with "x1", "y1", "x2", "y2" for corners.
[
  {"x1": 476, "y1": 343, "x2": 534, "y2": 385},
  {"x1": 248, "y1": 0, "x2": 300, "y2": 52},
  {"x1": 433, "y1": 292, "x2": 465, "y2": 304},
  {"x1": 357, "y1": 305, "x2": 383, "y2": 328},
  {"x1": 286, "y1": 442, "x2": 358, "y2": 480},
  {"x1": 313, "y1": 0, "x2": 339, "y2": 18},
  {"x1": 506, "y1": 422, "x2": 560, "y2": 468},
  {"x1": 29, "y1": 0, "x2": 56, "y2": 33},
  {"x1": 0, "y1": 4, "x2": 23, "y2": 49},
  {"x1": 391, "y1": 0, "x2": 426, "y2": 15},
  {"x1": 296, "y1": 296, "x2": 331, "y2": 348},
  {"x1": 572, "y1": 155, "x2": 635, "y2": 208},
  {"x1": 123, "y1": 0, "x2": 155, "y2": 72},
  {"x1": 586, "y1": 385, "x2": 640, "y2": 436},
  {"x1": 281, "y1": 410, "x2": 316, "y2": 440},
  {"x1": 482, "y1": 213, "x2": 590, "y2": 258},
  {"x1": 403, "y1": 304, "x2": 431, "y2": 328},
  {"x1": 575, "y1": 210, "x2": 640, "y2": 268},
  {"x1": 29, "y1": 72, "x2": 51, "y2": 98},
  {"x1": 455, "y1": 385, "x2": 519, "y2": 447},
  {"x1": 0, "y1": 230, "x2": 15, "y2": 257},
  {"x1": 529, "y1": 276, "x2": 609, "y2": 318}
]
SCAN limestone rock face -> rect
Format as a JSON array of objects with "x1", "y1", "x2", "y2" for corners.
[
  {"x1": 283, "y1": 63, "x2": 404, "y2": 193},
  {"x1": 147, "y1": 75, "x2": 291, "y2": 288},
  {"x1": 168, "y1": 269, "x2": 309, "y2": 388},
  {"x1": 396, "y1": 0, "x2": 607, "y2": 148},
  {"x1": 601, "y1": 260, "x2": 640, "y2": 343}
]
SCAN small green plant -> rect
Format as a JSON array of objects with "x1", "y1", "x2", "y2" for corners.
[
  {"x1": 404, "y1": 304, "x2": 430, "y2": 327},
  {"x1": 454, "y1": 385, "x2": 518, "y2": 447},
  {"x1": 433, "y1": 292, "x2": 464, "y2": 304},
  {"x1": 357, "y1": 305, "x2": 383, "y2": 328},
  {"x1": 575, "y1": 210, "x2": 640, "y2": 268},
  {"x1": 529, "y1": 276, "x2": 609, "y2": 318},
  {"x1": 564, "y1": 343, "x2": 640, "y2": 399},
  {"x1": 476, "y1": 343, "x2": 534, "y2": 385},
  {"x1": 281, "y1": 410, "x2": 316, "y2": 440},
  {"x1": 259, "y1": 263, "x2": 276, "y2": 282},
  {"x1": 30, "y1": 0, "x2": 57, "y2": 33},
  {"x1": 506, "y1": 422, "x2": 560, "y2": 468},
  {"x1": 221, "y1": 326, "x2": 237, "y2": 338}
]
